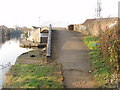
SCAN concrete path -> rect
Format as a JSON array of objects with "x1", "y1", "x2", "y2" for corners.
[{"x1": 53, "y1": 29, "x2": 98, "y2": 88}]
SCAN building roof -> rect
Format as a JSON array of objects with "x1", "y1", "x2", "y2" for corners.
[
  {"x1": 41, "y1": 27, "x2": 49, "y2": 33},
  {"x1": 83, "y1": 19, "x2": 96, "y2": 25}
]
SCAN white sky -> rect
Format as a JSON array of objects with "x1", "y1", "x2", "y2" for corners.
[{"x1": 0, "y1": 0, "x2": 119, "y2": 28}]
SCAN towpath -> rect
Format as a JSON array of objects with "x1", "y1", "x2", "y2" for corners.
[{"x1": 53, "y1": 29, "x2": 98, "y2": 88}]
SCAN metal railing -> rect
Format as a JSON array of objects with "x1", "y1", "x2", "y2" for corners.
[{"x1": 46, "y1": 24, "x2": 52, "y2": 58}]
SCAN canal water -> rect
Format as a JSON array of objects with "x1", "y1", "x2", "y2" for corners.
[{"x1": 0, "y1": 33, "x2": 32, "y2": 88}]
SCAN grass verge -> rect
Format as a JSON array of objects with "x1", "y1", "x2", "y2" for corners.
[
  {"x1": 82, "y1": 36, "x2": 113, "y2": 88},
  {"x1": 3, "y1": 50, "x2": 64, "y2": 88}
]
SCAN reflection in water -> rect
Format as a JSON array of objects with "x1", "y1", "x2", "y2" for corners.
[
  {"x1": 0, "y1": 32, "x2": 32, "y2": 88},
  {"x1": 0, "y1": 40, "x2": 31, "y2": 65},
  {"x1": 0, "y1": 65, "x2": 10, "y2": 89}
]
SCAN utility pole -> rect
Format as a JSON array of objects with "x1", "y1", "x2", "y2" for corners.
[
  {"x1": 0, "y1": 25, "x2": 3, "y2": 42},
  {"x1": 96, "y1": 0, "x2": 102, "y2": 18},
  {"x1": 38, "y1": 17, "x2": 41, "y2": 32},
  {"x1": 95, "y1": 0, "x2": 102, "y2": 36}
]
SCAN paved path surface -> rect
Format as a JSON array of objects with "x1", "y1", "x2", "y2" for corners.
[{"x1": 53, "y1": 29, "x2": 98, "y2": 88}]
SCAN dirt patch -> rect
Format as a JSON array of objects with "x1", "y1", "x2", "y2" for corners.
[{"x1": 16, "y1": 49, "x2": 47, "y2": 64}]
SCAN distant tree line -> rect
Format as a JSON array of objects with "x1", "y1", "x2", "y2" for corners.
[{"x1": 0, "y1": 25, "x2": 32, "y2": 40}]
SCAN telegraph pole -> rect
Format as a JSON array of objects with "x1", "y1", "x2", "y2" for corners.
[
  {"x1": 38, "y1": 17, "x2": 41, "y2": 32},
  {"x1": 95, "y1": 0, "x2": 102, "y2": 36},
  {"x1": 39, "y1": 17, "x2": 40, "y2": 28},
  {"x1": 96, "y1": 0, "x2": 102, "y2": 18}
]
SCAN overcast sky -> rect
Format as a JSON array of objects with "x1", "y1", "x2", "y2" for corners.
[{"x1": 0, "y1": 0, "x2": 119, "y2": 27}]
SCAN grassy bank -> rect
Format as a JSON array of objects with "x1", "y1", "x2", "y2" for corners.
[
  {"x1": 82, "y1": 36, "x2": 117, "y2": 88},
  {"x1": 3, "y1": 50, "x2": 64, "y2": 88}
]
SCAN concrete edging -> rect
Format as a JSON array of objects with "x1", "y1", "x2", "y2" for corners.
[{"x1": 46, "y1": 25, "x2": 52, "y2": 58}]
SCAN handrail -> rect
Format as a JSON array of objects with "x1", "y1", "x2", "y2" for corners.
[{"x1": 46, "y1": 24, "x2": 52, "y2": 58}]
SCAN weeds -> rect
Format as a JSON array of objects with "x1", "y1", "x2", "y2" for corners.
[{"x1": 82, "y1": 36, "x2": 115, "y2": 88}]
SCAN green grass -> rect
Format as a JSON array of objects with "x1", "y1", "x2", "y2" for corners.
[
  {"x1": 82, "y1": 36, "x2": 99, "y2": 50},
  {"x1": 82, "y1": 36, "x2": 111, "y2": 87},
  {"x1": 4, "y1": 62, "x2": 64, "y2": 88}
]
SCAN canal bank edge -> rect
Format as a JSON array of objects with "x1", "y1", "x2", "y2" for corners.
[{"x1": 3, "y1": 49, "x2": 64, "y2": 88}]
